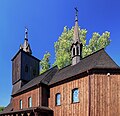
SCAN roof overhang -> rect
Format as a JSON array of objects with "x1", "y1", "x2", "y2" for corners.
[
  {"x1": 11, "y1": 49, "x2": 40, "y2": 62},
  {"x1": 49, "y1": 67, "x2": 120, "y2": 87},
  {"x1": 0, "y1": 106, "x2": 53, "y2": 115}
]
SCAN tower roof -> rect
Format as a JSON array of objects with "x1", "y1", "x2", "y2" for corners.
[
  {"x1": 73, "y1": 7, "x2": 80, "y2": 43},
  {"x1": 20, "y1": 28, "x2": 32, "y2": 54}
]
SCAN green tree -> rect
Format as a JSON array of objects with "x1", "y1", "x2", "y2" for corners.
[
  {"x1": 40, "y1": 52, "x2": 51, "y2": 74},
  {"x1": 53, "y1": 26, "x2": 110, "y2": 69},
  {"x1": 0, "y1": 107, "x2": 4, "y2": 112}
]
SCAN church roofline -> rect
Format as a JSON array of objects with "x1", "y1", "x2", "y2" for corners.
[
  {"x1": 11, "y1": 66, "x2": 58, "y2": 97},
  {"x1": 11, "y1": 48, "x2": 120, "y2": 96},
  {"x1": 49, "y1": 48, "x2": 120, "y2": 86},
  {"x1": 11, "y1": 49, "x2": 40, "y2": 62},
  {"x1": 49, "y1": 67, "x2": 120, "y2": 88}
]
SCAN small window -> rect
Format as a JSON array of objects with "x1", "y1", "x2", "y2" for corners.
[
  {"x1": 20, "y1": 100, "x2": 22, "y2": 109},
  {"x1": 73, "y1": 48, "x2": 75, "y2": 56},
  {"x1": 56, "y1": 93, "x2": 61, "y2": 106},
  {"x1": 28, "y1": 97, "x2": 32, "y2": 107},
  {"x1": 77, "y1": 46, "x2": 79, "y2": 55},
  {"x1": 25, "y1": 64, "x2": 28, "y2": 72},
  {"x1": 72, "y1": 88, "x2": 79, "y2": 103}
]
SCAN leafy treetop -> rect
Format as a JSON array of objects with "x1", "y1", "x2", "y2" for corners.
[
  {"x1": 40, "y1": 26, "x2": 110, "y2": 72},
  {"x1": 40, "y1": 52, "x2": 51, "y2": 74},
  {"x1": 53, "y1": 26, "x2": 110, "y2": 69}
]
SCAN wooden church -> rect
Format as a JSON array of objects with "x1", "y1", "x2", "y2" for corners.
[{"x1": 0, "y1": 9, "x2": 120, "y2": 116}]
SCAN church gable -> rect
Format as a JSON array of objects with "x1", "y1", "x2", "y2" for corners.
[{"x1": 94, "y1": 49, "x2": 119, "y2": 68}]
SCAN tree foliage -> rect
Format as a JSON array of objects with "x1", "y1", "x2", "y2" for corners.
[
  {"x1": 40, "y1": 52, "x2": 51, "y2": 74},
  {"x1": 0, "y1": 107, "x2": 4, "y2": 112},
  {"x1": 53, "y1": 26, "x2": 110, "y2": 69}
]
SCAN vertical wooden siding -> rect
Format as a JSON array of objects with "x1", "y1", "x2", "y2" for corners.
[
  {"x1": 49, "y1": 74, "x2": 120, "y2": 116},
  {"x1": 13, "y1": 88, "x2": 40, "y2": 110},
  {"x1": 90, "y1": 74, "x2": 120, "y2": 116},
  {"x1": 49, "y1": 76, "x2": 89, "y2": 116}
]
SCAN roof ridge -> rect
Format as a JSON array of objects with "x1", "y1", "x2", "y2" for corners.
[
  {"x1": 57, "y1": 48, "x2": 105, "y2": 71},
  {"x1": 49, "y1": 47, "x2": 120, "y2": 86},
  {"x1": 82, "y1": 48, "x2": 104, "y2": 60},
  {"x1": 39, "y1": 65, "x2": 58, "y2": 76}
]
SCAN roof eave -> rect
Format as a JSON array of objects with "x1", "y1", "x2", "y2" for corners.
[{"x1": 49, "y1": 67, "x2": 120, "y2": 87}]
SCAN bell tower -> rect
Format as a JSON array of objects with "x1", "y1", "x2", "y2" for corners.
[
  {"x1": 12, "y1": 28, "x2": 40, "y2": 95},
  {"x1": 71, "y1": 8, "x2": 83, "y2": 65}
]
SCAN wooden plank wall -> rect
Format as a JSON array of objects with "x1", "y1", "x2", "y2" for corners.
[
  {"x1": 12, "y1": 52, "x2": 21, "y2": 84},
  {"x1": 13, "y1": 88, "x2": 40, "y2": 110},
  {"x1": 90, "y1": 74, "x2": 120, "y2": 116},
  {"x1": 49, "y1": 76, "x2": 89, "y2": 116},
  {"x1": 49, "y1": 74, "x2": 120, "y2": 116}
]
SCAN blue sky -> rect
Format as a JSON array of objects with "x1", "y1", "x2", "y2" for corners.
[{"x1": 0, "y1": 0, "x2": 120, "y2": 106}]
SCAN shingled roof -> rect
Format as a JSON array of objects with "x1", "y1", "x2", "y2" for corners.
[
  {"x1": 0, "y1": 103, "x2": 13, "y2": 115},
  {"x1": 12, "y1": 66, "x2": 58, "y2": 96},
  {"x1": 12, "y1": 49, "x2": 119, "y2": 95},
  {"x1": 49, "y1": 48, "x2": 120, "y2": 85},
  {"x1": 0, "y1": 105, "x2": 53, "y2": 115}
]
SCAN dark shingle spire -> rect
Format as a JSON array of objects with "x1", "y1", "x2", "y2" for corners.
[
  {"x1": 71, "y1": 8, "x2": 83, "y2": 65},
  {"x1": 73, "y1": 7, "x2": 80, "y2": 43}
]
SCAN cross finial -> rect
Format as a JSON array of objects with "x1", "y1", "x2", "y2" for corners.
[
  {"x1": 75, "y1": 7, "x2": 78, "y2": 21},
  {"x1": 25, "y1": 27, "x2": 28, "y2": 40},
  {"x1": 75, "y1": 7, "x2": 78, "y2": 15},
  {"x1": 25, "y1": 27, "x2": 28, "y2": 33}
]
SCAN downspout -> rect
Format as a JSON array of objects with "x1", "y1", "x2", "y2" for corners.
[{"x1": 88, "y1": 70, "x2": 91, "y2": 116}]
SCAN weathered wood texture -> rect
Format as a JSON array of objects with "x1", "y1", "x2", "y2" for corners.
[
  {"x1": 12, "y1": 72, "x2": 120, "y2": 116},
  {"x1": 49, "y1": 74, "x2": 120, "y2": 116},
  {"x1": 13, "y1": 88, "x2": 40, "y2": 110},
  {"x1": 12, "y1": 51, "x2": 39, "y2": 85},
  {"x1": 21, "y1": 51, "x2": 39, "y2": 81},
  {"x1": 49, "y1": 76, "x2": 89, "y2": 116},
  {"x1": 12, "y1": 52, "x2": 21, "y2": 84},
  {"x1": 90, "y1": 74, "x2": 120, "y2": 116}
]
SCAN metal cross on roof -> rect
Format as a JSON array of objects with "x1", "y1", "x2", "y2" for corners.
[{"x1": 75, "y1": 7, "x2": 78, "y2": 16}]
